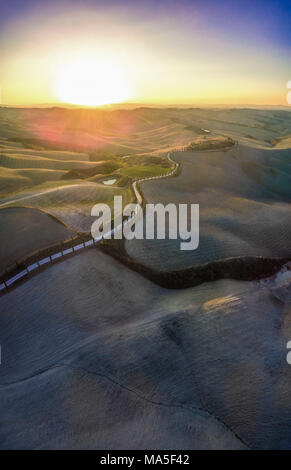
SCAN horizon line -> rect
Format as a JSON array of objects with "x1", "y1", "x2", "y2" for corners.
[{"x1": 1, "y1": 102, "x2": 290, "y2": 110}]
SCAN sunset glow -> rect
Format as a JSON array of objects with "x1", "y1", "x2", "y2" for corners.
[
  {"x1": 0, "y1": 1, "x2": 290, "y2": 106},
  {"x1": 54, "y1": 57, "x2": 131, "y2": 106}
]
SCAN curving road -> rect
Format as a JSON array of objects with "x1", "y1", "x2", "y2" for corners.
[
  {"x1": 132, "y1": 152, "x2": 178, "y2": 205},
  {"x1": 0, "y1": 152, "x2": 179, "y2": 292}
]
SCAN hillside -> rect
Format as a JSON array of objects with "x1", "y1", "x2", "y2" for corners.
[
  {"x1": 1, "y1": 249, "x2": 291, "y2": 449},
  {"x1": 126, "y1": 145, "x2": 291, "y2": 271},
  {"x1": 1, "y1": 106, "x2": 291, "y2": 450}
]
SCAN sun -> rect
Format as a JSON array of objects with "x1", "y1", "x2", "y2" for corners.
[{"x1": 54, "y1": 57, "x2": 131, "y2": 106}]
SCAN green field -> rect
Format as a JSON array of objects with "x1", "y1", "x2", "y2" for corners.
[{"x1": 120, "y1": 163, "x2": 171, "y2": 178}]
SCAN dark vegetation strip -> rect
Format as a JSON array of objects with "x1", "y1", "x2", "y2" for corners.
[
  {"x1": 99, "y1": 238, "x2": 291, "y2": 289},
  {"x1": 1, "y1": 229, "x2": 290, "y2": 295}
]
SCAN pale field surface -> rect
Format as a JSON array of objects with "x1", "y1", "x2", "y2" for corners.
[
  {"x1": 274, "y1": 136, "x2": 291, "y2": 148},
  {"x1": 0, "y1": 182, "x2": 132, "y2": 233},
  {"x1": 0, "y1": 106, "x2": 290, "y2": 267},
  {"x1": 1, "y1": 106, "x2": 290, "y2": 154},
  {"x1": 125, "y1": 145, "x2": 291, "y2": 271},
  {"x1": 0, "y1": 207, "x2": 74, "y2": 270},
  {"x1": 0, "y1": 138, "x2": 96, "y2": 195},
  {"x1": 0, "y1": 250, "x2": 291, "y2": 449}
]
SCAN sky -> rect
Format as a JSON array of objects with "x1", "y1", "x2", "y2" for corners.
[{"x1": 0, "y1": 0, "x2": 290, "y2": 106}]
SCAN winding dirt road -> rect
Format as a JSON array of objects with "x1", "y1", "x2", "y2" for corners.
[{"x1": 0, "y1": 152, "x2": 180, "y2": 292}]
